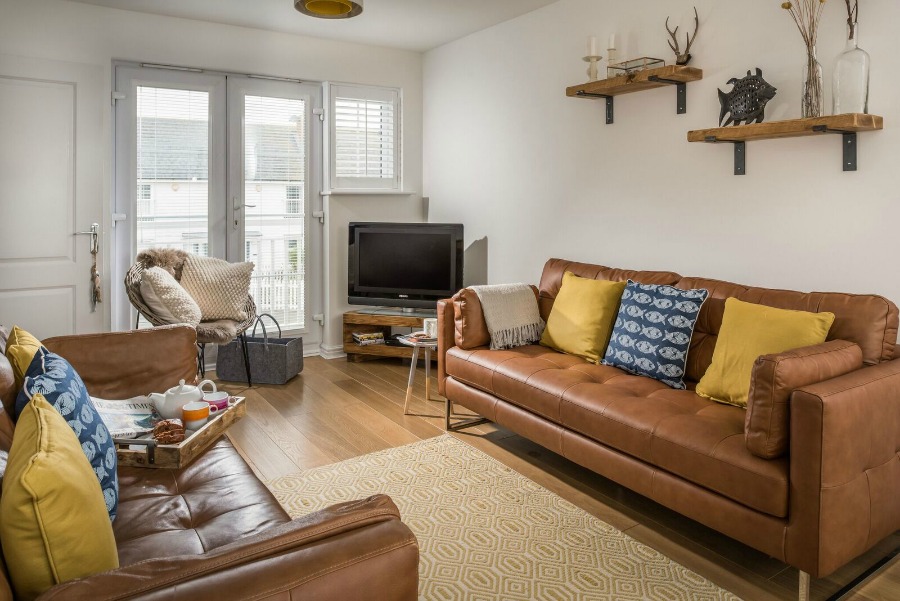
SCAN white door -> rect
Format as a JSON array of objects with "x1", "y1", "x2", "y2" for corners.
[
  {"x1": 113, "y1": 65, "x2": 323, "y2": 349},
  {"x1": 226, "y1": 77, "x2": 323, "y2": 348},
  {"x1": 0, "y1": 55, "x2": 107, "y2": 338}
]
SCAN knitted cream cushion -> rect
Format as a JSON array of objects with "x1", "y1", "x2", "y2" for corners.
[
  {"x1": 140, "y1": 266, "x2": 202, "y2": 326},
  {"x1": 180, "y1": 256, "x2": 254, "y2": 322}
]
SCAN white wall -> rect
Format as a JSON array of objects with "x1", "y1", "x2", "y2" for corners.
[
  {"x1": 424, "y1": 0, "x2": 900, "y2": 302},
  {"x1": 0, "y1": 0, "x2": 424, "y2": 351}
]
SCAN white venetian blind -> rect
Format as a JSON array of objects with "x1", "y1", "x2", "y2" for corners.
[
  {"x1": 331, "y1": 84, "x2": 400, "y2": 190},
  {"x1": 135, "y1": 86, "x2": 210, "y2": 256}
]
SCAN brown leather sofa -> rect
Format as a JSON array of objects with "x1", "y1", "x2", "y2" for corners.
[
  {"x1": 437, "y1": 258, "x2": 900, "y2": 584},
  {"x1": 0, "y1": 325, "x2": 419, "y2": 601}
]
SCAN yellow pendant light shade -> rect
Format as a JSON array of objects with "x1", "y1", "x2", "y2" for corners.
[{"x1": 295, "y1": 0, "x2": 364, "y2": 19}]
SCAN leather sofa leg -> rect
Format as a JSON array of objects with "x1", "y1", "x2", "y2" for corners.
[
  {"x1": 799, "y1": 571, "x2": 810, "y2": 601},
  {"x1": 444, "y1": 397, "x2": 489, "y2": 432}
]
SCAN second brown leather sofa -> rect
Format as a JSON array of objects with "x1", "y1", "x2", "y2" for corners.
[{"x1": 0, "y1": 325, "x2": 419, "y2": 601}]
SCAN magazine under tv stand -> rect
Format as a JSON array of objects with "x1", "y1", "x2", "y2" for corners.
[{"x1": 343, "y1": 309, "x2": 437, "y2": 362}]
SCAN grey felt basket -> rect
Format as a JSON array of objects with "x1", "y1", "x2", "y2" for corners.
[{"x1": 217, "y1": 313, "x2": 303, "y2": 385}]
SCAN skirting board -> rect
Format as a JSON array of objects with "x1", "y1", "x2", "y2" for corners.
[{"x1": 319, "y1": 344, "x2": 347, "y2": 360}]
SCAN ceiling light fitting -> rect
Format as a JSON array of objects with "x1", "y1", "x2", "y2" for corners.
[{"x1": 294, "y1": 0, "x2": 363, "y2": 19}]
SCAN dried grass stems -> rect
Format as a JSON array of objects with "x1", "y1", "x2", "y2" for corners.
[
  {"x1": 781, "y1": 0, "x2": 827, "y2": 48},
  {"x1": 781, "y1": 0, "x2": 827, "y2": 117}
]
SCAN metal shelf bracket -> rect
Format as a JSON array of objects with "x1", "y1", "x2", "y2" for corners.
[
  {"x1": 575, "y1": 90, "x2": 614, "y2": 124},
  {"x1": 812, "y1": 125, "x2": 858, "y2": 171},
  {"x1": 648, "y1": 76, "x2": 687, "y2": 114},
  {"x1": 704, "y1": 136, "x2": 746, "y2": 175}
]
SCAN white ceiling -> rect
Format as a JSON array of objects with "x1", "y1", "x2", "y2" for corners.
[{"x1": 67, "y1": 0, "x2": 558, "y2": 52}]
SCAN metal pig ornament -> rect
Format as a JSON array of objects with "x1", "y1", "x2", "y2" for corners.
[{"x1": 718, "y1": 68, "x2": 777, "y2": 126}]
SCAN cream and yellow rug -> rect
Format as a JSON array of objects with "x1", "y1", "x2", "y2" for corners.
[{"x1": 266, "y1": 435, "x2": 740, "y2": 601}]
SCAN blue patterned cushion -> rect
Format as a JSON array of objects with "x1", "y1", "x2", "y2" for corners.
[
  {"x1": 601, "y1": 280, "x2": 708, "y2": 389},
  {"x1": 15, "y1": 348, "x2": 119, "y2": 519}
]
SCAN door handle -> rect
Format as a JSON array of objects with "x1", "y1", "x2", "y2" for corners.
[
  {"x1": 232, "y1": 197, "x2": 256, "y2": 230},
  {"x1": 75, "y1": 223, "x2": 100, "y2": 254}
]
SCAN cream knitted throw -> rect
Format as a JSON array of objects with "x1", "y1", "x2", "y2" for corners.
[{"x1": 470, "y1": 284, "x2": 545, "y2": 350}]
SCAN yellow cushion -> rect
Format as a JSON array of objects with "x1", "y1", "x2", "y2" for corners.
[
  {"x1": 5, "y1": 326, "x2": 42, "y2": 390},
  {"x1": 540, "y1": 272, "x2": 627, "y2": 363},
  {"x1": 696, "y1": 298, "x2": 835, "y2": 408},
  {"x1": 0, "y1": 395, "x2": 118, "y2": 600}
]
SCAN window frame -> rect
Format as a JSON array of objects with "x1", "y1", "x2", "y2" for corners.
[
  {"x1": 285, "y1": 184, "x2": 302, "y2": 214},
  {"x1": 325, "y1": 82, "x2": 402, "y2": 193}
]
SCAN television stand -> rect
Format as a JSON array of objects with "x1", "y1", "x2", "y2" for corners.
[
  {"x1": 343, "y1": 310, "x2": 437, "y2": 362},
  {"x1": 355, "y1": 306, "x2": 437, "y2": 318}
]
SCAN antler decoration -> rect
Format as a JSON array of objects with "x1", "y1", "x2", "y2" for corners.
[{"x1": 666, "y1": 6, "x2": 699, "y2": 66}]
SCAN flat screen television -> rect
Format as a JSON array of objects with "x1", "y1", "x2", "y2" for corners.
[{"x1": 348, "y1": 222, "x2": 464, "y2": 310}]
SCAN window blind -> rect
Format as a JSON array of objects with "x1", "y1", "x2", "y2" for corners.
[
  {"x1": 330, "y1": 84, "x2": 400, "y2": 190},
  {"x1": 135, "y1": 86, "x2": 210, "y2": 255}
]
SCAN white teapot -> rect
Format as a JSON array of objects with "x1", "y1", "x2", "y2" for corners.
[{"x1": 149, "y1": 379, "x2": 217, "y2": 420}]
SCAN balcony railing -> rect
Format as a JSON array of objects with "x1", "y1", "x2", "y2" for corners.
[{"x1": 249, "y1": 271, "x2": 304, "y2": 331}]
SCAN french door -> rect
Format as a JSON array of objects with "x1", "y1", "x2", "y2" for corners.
[{"x1": 113, "y1": 65, "x2": 323, "y2": 349}]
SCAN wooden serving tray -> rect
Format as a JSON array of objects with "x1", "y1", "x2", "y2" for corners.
[{"x1": 115, "y1": 397, "x2": 247, "y2": 469}]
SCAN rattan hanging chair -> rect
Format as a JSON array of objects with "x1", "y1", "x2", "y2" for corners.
[{"x1": 124, "y1": 249, "x2": 256, "y2": 386}]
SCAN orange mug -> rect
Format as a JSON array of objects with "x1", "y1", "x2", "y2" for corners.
[{"x1": 182, "y1": 401, "x2": 210, "y2": 430}]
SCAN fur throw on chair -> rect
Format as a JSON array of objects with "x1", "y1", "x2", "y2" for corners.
[
  {"x1": 136, "y1": 248, "x2": 189, "y2": 281},
  {"x1": 136, "y1": 248, "x2": 241, "y2": 345},
  {"x1": 196, "y1": 320, "x2": 239, "y2": 345}
]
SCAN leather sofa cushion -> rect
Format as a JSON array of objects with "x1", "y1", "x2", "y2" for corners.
[
  {"x1": 679, "y1": 276, "x2": 898, "y2": 384},
  {"x1": 446, "y1": 346, "x2": 789, "y2": 517},
  {"x1": 537, "y1": 258, "x2": 682, "y2": 322},
  {"x1": 114, "y1": 438, "x2": 290, "y2": 567},
  {"x1": 746, "y1": 340, "x2": 863, "y2": 459}
]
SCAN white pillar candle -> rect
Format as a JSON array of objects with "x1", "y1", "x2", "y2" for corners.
[
  {"x1": 587, "y1": 36, "x2": 598, "y2": 56},
  {"x1": 608, "y1": 33, "x2": 616, "y2": 49}
]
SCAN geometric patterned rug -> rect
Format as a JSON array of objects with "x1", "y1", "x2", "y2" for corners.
[{"x1": 265, "y1": 435, "x2": 741, "y2": 601}]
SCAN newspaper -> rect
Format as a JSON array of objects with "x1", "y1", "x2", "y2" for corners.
[{"x1": 91, "y1": 396, "x2": 161, "y2": 439}]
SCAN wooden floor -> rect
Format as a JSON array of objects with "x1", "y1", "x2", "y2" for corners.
[{"x1": 215, "y1": 356, "x2": 899, "y2": 601}]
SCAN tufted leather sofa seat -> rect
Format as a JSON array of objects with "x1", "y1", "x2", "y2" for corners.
[
  {"x1": 113, "y1": 439, "x2": 291, "y2": 566},
  {"x1": 437, "y1": 258, "x2": 900, "y2": 581},
  {"x1": 446, "y1": 344, "x2": 788, "y2": 517}
]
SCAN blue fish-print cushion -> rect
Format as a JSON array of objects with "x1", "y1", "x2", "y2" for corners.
[
  {"x1": 601, "y1": 280, "x2": 708, "y2": 389},
  {"x1": 15, "y1": 347, "x2": 119, "y2": 520}
]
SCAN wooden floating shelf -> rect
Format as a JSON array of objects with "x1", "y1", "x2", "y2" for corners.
[
  {"x1": 688, "y1": 114, "x2": 883, "y2": 142},
  {"x1": 688, "y1": 114, "x2": 884, "y2": 175},
  {"x1": 566, "y1": 65, "x2": 703, "y2": 124}
]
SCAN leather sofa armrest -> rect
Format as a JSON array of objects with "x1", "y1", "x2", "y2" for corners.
[
  {"x1": 452, "y1": 286, "x2": 540, "y2": 351},
  {"x1": 37, "y1": 494, "x2": 419, "y2": 601},
  {"x1": 42, "y1": 325, "x2": 198, "y2": 399},
  {"x1": 785, "y1": 360, "x2": 900, "y2": 578},
  {"x1": 437, "y1": 297, "x2": 455, "y2": 396},
  {"x1": 746, "y1": 340, "x2": 862, "y2": 459}
]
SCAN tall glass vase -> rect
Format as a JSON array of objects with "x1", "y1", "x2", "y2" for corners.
[
  {"x1": 802, "y1": 47, "x2": 824, "y2": 118},
  {"x1": 833, "y1": 22, "x2": 870, "y2": 114}
]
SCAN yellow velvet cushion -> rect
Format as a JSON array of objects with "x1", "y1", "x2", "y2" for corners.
[
  {"x1": 540, "y1": 272, "x2": 627, "y2": 363},
  {"x1": 696, "y1": 298, "x2": 835, "y2": 408},
  {"x1": 0, "y1": 395, "x2": 118, "y2": 600},
  {"x1": 4, "y1": 326, "x2": 42, "y2": 389}
]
